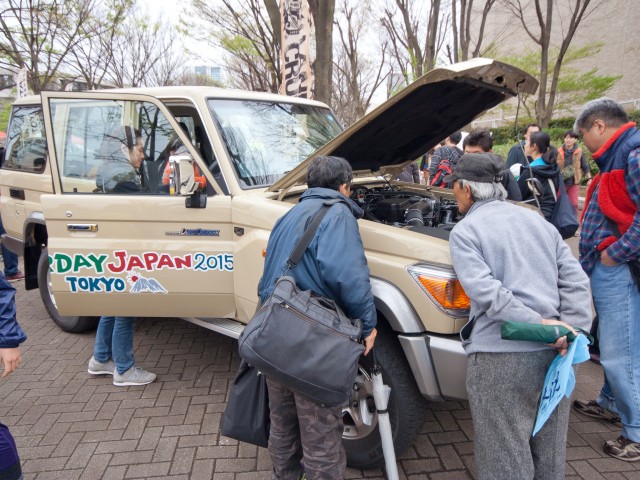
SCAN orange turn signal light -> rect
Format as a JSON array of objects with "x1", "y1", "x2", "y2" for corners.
[
  {"x1": 416, "y1": 275, "x2": 470, "y2": 310},
  {"x1": 262, "y1": 248, "x2": 266, "y2": 258}
]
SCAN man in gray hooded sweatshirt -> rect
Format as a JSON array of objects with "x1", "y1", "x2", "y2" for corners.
[{"x1": 447, "y1": 153, "x2": 592, "y2": 480}]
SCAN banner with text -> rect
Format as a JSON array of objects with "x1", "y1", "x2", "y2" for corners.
[
  {"x1": 279, "y1": 0, "x2": 314, "y2": 98},
  {"x1": 14, "y1": 66, "x2": 30, "y2": 98}
]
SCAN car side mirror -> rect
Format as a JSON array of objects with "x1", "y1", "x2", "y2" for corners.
[
  {"x1": 169, "y1": 155, "x2": 198, "y2": 196},
  {"x1": 169, "y1": 154, "x2": 207, "y2": 208}
]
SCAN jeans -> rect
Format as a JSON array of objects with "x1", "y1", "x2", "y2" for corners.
[
  {"x1": 93, "y1": 316, "x2": 136, "y2": 374},
  {"x1": 591, "y1": 261, "x2": 640, "y2": 442},
  {"x1": 0, "y1": 218, "x2": 19, "y2": 276}
]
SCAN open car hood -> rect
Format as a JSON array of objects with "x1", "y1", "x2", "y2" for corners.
[{"x1": 269, "y1": 58, "x2": 538, "y2": 192}]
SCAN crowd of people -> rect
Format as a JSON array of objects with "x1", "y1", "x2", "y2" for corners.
[{"x1": 1, "y1": 97, "x2": 639, "y2": 480}]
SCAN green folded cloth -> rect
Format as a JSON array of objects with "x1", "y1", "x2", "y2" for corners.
[{"x1": 500, "y1": 321, "x2": 594, "y2": 345}]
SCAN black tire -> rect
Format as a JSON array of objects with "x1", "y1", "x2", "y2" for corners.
[
  {"x1": 343, "y1": 326, "x2": 427, "y2": 468},
  {"x1": 37, "y1": 247, "x2": 99, "y2": 333}
]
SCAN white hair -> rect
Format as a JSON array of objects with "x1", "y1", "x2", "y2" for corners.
[{"x1": 459, "y1": 179, "x2": 507, "y2": 202}]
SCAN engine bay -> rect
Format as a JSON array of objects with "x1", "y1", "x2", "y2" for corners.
[{"x1": 351, "y1": 186, "x2": 460, "y2": 231}]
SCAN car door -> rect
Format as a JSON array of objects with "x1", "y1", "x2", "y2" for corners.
[{"x1": 39, "y1": 91, "x2": 235, "y2": 318}]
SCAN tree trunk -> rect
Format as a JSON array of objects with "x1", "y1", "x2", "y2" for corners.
[
  {"x1": 263, "y1": 0, "x2": 281, "y2": 50},
  {"x1": 308, "y1": 0, "x2": 335, "y2": 105},
  {"x1": 535, "y1": 0, "x2": 552, "y2": 126},
  {"x1": 425, "y1": 0, "x2": 441, "y2": 71}
]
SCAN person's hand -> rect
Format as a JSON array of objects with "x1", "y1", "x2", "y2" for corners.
[
  {"x1": 541, "y1": 319, "x2": 577, "y2": 356},
  {"x1": 600, "y1": 249, "x2": 618, "y2": 267},
  {"x1": 0, "y1": 347, "x2": 21, "y2": 377},
  {"x1": 363, "y1": 328, "x2": 377, "y2": 356}
]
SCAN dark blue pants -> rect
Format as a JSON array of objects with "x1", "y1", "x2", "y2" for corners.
[{"x1": 0, "y1": 423, "x2": 22, "y2": 480}]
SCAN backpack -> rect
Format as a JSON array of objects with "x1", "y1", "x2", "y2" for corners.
[{"x1": 430, "y1": 157, "x2": 454, "y2": 187}]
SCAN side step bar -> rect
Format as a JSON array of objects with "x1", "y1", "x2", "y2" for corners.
[{"x1": 182, "y1": 317, "x2": 246, "y2": 339}]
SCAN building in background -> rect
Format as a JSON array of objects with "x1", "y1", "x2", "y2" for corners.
[
  {"x1": 0, "y1": 67, "x2": 16, "y2": 99},
  {"x1": 192, "y1": 66, "x2": 224, "y2": 83}
]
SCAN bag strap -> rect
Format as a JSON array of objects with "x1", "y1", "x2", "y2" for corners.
[
  {"x1": 287, "y1": 199, "x2": 344, "y2": 269},
  {"x1": 547, "y1": 178, "x2": 557, "y2": 202}
]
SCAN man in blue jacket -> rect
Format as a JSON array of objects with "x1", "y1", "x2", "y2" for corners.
[
  {"x1": 0, "y1": 272, "x2": 27, "y2": 480},
  {"x1": 258, "y1": 155, "x2": 377, "y2": 480}
]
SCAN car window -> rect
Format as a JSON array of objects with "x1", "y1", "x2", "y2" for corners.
[
  {"x1": 48, "y1": 98, "x2": 195, "y2": 195},
  {"x1": 208, "y1": 99, "x2": 342, "y2": 188},
  {"x1": 2, "y1": 105, "x2": 47, "y2": 173}
]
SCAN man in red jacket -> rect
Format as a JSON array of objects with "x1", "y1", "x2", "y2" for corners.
[{"x1": 573, "y1": 98, "x2": 640, "y2": 462}]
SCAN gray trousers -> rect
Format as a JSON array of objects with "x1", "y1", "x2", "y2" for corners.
[
  {"x1": 466, "y1": 350, "x2": 571, "y2": 480},
  {"x1": 266, "y1": 378, "x2": 346, "y2": 480}
]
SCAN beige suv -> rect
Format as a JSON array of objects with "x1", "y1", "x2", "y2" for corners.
[{"x1": 0, "y1": 58, "x2": 537, "y2": 467}]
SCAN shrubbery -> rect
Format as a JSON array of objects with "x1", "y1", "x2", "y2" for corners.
[{"x1": 488, "y1": 110, "x2": 640, "y2": 144}]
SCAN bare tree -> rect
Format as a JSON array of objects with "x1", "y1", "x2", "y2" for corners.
[
  {"x1": 193, "y1": 0, "x2": 281, "y2": 93},
  {"x1": 105, "y1": 12, "x2": 181, "y2": 88},
  {"x1": 65, "y1": 0, "x2": 133, "y2": 89},
  {"x1": 0, "y1": 0, "x2": 97, "y2": 93},
  {"x1": 448, "y1": 0, "x2": 497, "y2": 63},
  {"x1": 504, "y1": 0, "x2": 604, "y2": 126},
  {"x1": 332, "y1": 0, "x2": 390, "y2": 125},
  {"x1": 381, "y1": 0, "x2": 445, "y2": 83}
]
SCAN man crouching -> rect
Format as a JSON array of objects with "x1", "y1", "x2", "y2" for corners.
[
  {"x1": 258, "y1": 156, "x2": 377, "y2": 479},
  {"x1": 446, "y1": 153, "x2": 592, "y2": 479}
]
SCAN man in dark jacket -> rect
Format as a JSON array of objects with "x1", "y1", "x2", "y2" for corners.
[
  {"x1": 258, "y1": 155, "x2": 377, "y2": 479},
  {"x1": 506, "y1": 123, "x2": 540, "y2": 169},
  {"x1": 0, "y1": 272, "x2": 27, "y2": 480},
  {"x1": 462, "y1": 129, "x2": 522, "y2": 201}
]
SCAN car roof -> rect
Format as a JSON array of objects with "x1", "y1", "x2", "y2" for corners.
[{"x1": 11, "y1": 86, "x2": 330, "y2": 109}]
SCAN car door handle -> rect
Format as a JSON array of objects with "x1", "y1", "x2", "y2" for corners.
[
  {"x1": 9, "y1": 188, "x2": 25, "y2": 200},
  {"x1": 67, "y1": 224, "x2": 98, "y2": 232}
]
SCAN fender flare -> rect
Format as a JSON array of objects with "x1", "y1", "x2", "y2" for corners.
[{"x1": 370, "y1": 276, "x2": 424, "y2": 334}]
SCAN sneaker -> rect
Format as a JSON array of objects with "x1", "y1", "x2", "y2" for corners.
[
  {"x1": 113, "y1": 365, "x2": 156, "y2": 386},
  {"x1": 604, "y1": 436, "x2": 640, "y2": 462},
  {"x1": 6, "y1": 271, "x2": 25, "y2": 282},
  {"x1": 573, "y1": 399, "x2": 622, "y2": 427},
  {"x1": 88, "y1": 357, "x2": 115, "y2": 376}
]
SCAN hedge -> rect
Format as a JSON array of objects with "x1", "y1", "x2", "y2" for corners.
[{"x1": 488, "y1": 109, "x2": 640, "y2": 145}]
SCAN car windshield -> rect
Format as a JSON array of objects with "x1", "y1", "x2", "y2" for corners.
[{"x1": 208, "y1": 99, "x2": 342, "y2": 188}]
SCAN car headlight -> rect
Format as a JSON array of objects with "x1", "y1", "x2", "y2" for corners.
[{"x1": 407, "y1": 264, "x2": 470, "y2": 317}]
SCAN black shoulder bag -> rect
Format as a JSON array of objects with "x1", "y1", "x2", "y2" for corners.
[{"x1": 238, "y1": 199, "x2": 365, "y2": 407}]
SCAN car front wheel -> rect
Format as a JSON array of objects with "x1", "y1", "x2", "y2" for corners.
[
  {"x1": 38, "y1": 247, "x2": 98, "y2": 333},
  {"x1": 342, "y1": 327, "x2": 427, "y2": 468}
]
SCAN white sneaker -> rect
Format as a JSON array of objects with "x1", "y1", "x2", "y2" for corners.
[
  {"x1": 88, "y1": 357, "x2": 115, "y2": 376},
  {"x1": 113, "y1": 365, "x2": 156, "y2": 386}
]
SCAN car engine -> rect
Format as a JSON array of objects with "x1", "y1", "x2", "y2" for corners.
[{"x1": 351, "y1": 186, "x2": 460, "y2": 231}]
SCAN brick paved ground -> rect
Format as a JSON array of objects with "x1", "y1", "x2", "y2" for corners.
[{"x1": 2, "y1": 283, "x2": 640, "y2": 479}]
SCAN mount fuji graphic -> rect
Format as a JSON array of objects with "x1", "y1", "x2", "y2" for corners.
[{"x1": 127, "y1": 272, "x2": 168, "y2": 294}]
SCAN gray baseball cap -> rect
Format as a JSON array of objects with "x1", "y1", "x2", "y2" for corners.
[{"x1": 443, "y1": 153, "x2": 505, "y2": 184}]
